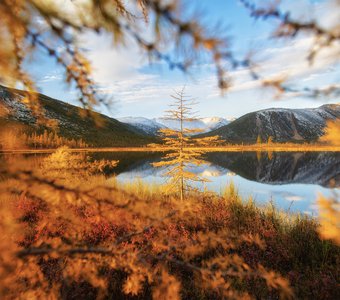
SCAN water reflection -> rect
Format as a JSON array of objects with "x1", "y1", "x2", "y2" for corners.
[
  {"x1": 96, "y1": 151, "x2": 339, "y2": 214},
  {"x1": 93, "y1": 151, "x2": 340, "y2": 187},
  {"x1": 204, "y1": 152, "x2": 340, "y2": 187},
  {"x1": 2, "y1": 151, "x2": 338, "y2": 214}
]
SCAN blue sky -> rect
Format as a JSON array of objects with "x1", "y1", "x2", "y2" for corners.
[{"x1": 28, "y1": 0, "x2": 339, "y2": 119}]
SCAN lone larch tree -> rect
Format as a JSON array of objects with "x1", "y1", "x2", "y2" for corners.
[{"x1": 152, "y1": 88, "x2": 223, "y2": 200}]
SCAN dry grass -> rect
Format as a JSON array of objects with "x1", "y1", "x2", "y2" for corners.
[{"x1": 0, "y1": 148, "x2": 339, "y2": 299}]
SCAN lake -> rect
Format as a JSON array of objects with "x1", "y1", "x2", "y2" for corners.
[
  {"x1": 89, "y1": 151, "x2": 340, "y2": 215},
  {"x1": 2, "y1": 150, "x2": 339, "y2": 215}
]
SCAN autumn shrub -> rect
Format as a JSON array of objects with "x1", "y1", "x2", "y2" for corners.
[{"x1": 0, "y1": 148, "x2": 339, "y2": 299}]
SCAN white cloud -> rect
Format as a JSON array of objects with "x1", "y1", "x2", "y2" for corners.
[
  {"x1": 38, "y1": 71, "x2": 63, "y2": 83},
  {"x1": 205, "y1": 35, "x2": 340, "y2": 97},
  {"x1": 79, "y1": 32, "x2": 146, "y2": 83},
  {"x1": 45, "y1": 0, "x2": 339, "y2": 118},
  {"x1": 285, "y1": 195, "x2": 304, "y2": 202}
]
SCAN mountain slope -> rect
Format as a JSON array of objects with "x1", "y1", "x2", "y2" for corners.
[
  {"x1": 117, "y1": 117, "x2": 164, "y2": 135},
  {"x1": 0, "y1": 85, "x2": 157, "y2": 147},
  {"x1": 155, "y1": 117, "x2": 229, "y2": 133},
  {"x1": 202, "y1": 105, "x2": 340, "y2": 143},
  {"x1": 119, "y1": 116, "x2": 229, "y2": 135}
]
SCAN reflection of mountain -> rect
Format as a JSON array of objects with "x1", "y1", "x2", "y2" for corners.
[
  {"x1": 91, "y1": 151, "x2": 230, "y2": 178},
  {"x1": 117, "y1": 161, "x2": 228, "y2": 179},
  {"x1": 94, "y1": 151, "x2": 340, "y2": 187},
  {"x1": 204, "y1": 152, "x2": 340, "y2": 187}
]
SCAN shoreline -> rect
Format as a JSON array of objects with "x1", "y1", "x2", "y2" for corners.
[{"x1": 1, "y1": 145, "x2": 340, "y2": 154}]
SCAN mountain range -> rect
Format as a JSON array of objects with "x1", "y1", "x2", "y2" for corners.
[
  {"x1": 201, "y1": 104, "x2": 340, "y2": 143},
  {"x1": 0, "y1": 84, "x2": 339, "y2": 147},
  {"x1": 117, "y1": 116, "x2": 230, "y2": 135},
  {"x1": 90, "y1": 151, "x2": 340, "y2": 187},
  {"x1": 0, "y1": 85, "x2": 157, "y2": 147}
]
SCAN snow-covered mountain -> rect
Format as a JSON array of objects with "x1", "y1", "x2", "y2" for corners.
[
  {"x1": 117, "y1": 117, "x2": 165, "y2": 135},
  {"x1": 203, "y1": 104, "x2": 340, "y2": 143},
  {"x1": 155, "y1": 117, "x2": 229, "y2": 133},
  {"x1": 118, "y1": 116, "x2": 229, "y2": 135}
]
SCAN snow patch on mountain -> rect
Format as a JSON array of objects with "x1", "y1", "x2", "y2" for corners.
[
  {"x1": 0, "y1": 87, "x2": 36, "y2": 123},
  {"x1": 155, "y1": 117, "x2": 229, "y2": 132},
  {"x1": 117, "y1": 117, "x2": 164, "y2": 135},
  {"x1": 118, "y1": 116, "x2": 230, "y2": 135},
  {"x1": 206, "y1": 104, "x2": 340, "y2": 143}
]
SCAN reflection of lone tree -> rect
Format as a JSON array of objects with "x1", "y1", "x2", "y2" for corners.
[{"x1": 152, "y1": 88, "x2": 222, "y2": 200}]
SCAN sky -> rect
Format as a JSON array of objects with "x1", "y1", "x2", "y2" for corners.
[{"x1": 28, "y1": 0, "x2": 340, "y2": 120}]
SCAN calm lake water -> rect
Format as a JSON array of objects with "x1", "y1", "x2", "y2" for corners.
[
  {"x1": 90, "y1": 151, "x2": 340, "y2": 215},
  {"x1": 2, "y1": 151, "x2": 339, "y2": 215}
]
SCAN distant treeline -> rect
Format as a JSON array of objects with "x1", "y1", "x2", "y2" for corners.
[
  {"x1": 0, "y1": 127, "x2": 89, "y2": 150},
  {"x1": 23, "y1": 130, "x2": 89, "y2": 149}
]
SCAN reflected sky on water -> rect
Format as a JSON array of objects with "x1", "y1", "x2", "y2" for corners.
[{"x1": 99, "y1": 151, "x2": 340, "y2": 215}]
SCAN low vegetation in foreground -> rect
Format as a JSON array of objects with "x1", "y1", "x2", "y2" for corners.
[{"x1": 0, "y1": 148, "x2": 339, "y2": 299}]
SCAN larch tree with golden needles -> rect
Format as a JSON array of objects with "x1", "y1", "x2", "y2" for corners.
[
  {"x1": 0, "y1": 1, "x2": 340, "y2": 299},
  {"x1": 2, "y1": 0, "x2": 338, "y2": 116},
  {"x1": 152, "y1": 88, "x2": 223, "y2": 200},
  {"x1": 0, "y1": 0, "x2": 235, "y2": 118},
  {"x1": 320, "y1": 119, "x2": 340, "y2": 146}
]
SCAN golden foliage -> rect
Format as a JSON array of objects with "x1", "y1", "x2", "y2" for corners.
[
  {"x1": 0, "y1": 0, "x2": 236, "y2": 116},
  {"x1": 256, "y1": 135, "x2": 262, "y2": 144},
  {"x1": 151, "y1": 88, "x2": 223, "y2": 200},
  {"x1": 317, "y1": 194, "x2": 340, "y2": 245},
  {"x1": 42, "y1": 146, "x2": 118, "y2": 178},
  {"x1": 0, "y1": 125, "x2": 26, "y2": 150},
  {"x1": 123, "y1": 272, "x2": 145, "y2": 296},
  {"x1": 0, "y1": 1, "x2": 339, "y2": 298},
  {"x1": 0, "y1": 127, "x2": 88, "y2": 150},
  {"x1": 0, "y1": 147, "x2": 300, "y2": 299},
  {"x1": 320, "y1": 119, "x2": 340, "y2": 146},
  {"x1": 153, "y1": 270, "x2": 181, "y2": 300},
  {"x1": 23, "y1": 130, "x2": 89, "y2": 149}
]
